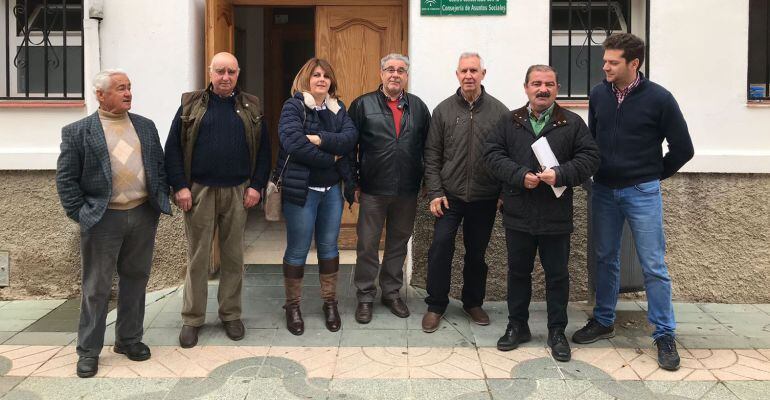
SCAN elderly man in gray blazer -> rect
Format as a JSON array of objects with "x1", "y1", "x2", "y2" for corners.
[{"x1": 56, "y1": 69, "x2": 171, "y2": 378}]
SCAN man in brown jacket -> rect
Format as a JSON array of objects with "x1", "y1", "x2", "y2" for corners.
[{"x1": 422, "y1": 52, "x2": 509, "y2": 333}]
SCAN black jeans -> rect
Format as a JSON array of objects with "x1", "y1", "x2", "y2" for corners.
[
  {"x1": 505, "y1": 229, "x2": 570, "y2": 330},
  {"x1": 425, "y1": 197, "x2": 497, "y2": 313}
]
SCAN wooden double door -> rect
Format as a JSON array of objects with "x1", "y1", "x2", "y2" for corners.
[{"x1": 206, "y1": 0, "x2": 407, "y2": 248}]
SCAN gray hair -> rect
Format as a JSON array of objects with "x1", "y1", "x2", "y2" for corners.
[
  {"x1": 524, "y1": 64, "x2": 559, "y2": 85},
  {"x1": 92, "y1": 69, "x2": 127, "y2": 93},
  {"x1": 380, "y1": 53, "x2": 410, "y2": 70},
  {"x1": 458, "y1": 52, "x2": 485, "y2": 70}
]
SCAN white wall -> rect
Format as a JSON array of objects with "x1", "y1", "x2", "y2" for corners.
[
  {"x1": 409, "y1": 0, "x2": 550, "y2": 111},
  {"x1": 410, "y1": 0, "x2": 770, "y2": 173},
  {"x1": 3, "y1": 0, "x2": 769, "y2": 173},
  {"x1": 99, "y1": 0, "x2": 204, "y2": 144},
  {"x1": 0, "y1": 0, "x2": 204, "y2": 169}
]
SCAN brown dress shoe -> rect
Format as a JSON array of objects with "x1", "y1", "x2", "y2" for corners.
[
  {"x1": 355, "y1": 302, "x2": 374, "y2": 324},
  {"x1": 222, "y1": 319, "x2": 245, "y2": 341},
  {"x1": 421, "y1": 311, "x2": 444, "y2": 333},
  {"x1": 382, "y1": 297, "x2": 410, "y2": 318},
  {"x1": 284, "y1": 303, "x2": 304, "y2": 335},
  {"x1": 179, "y1": 325, "x2": 200, "y2": 348},
  {"x1": 323, "y1": 301, "x2": 341, "y2": 332},
  {"x1": 463, "y1": 306, "x2": 490, "y2": 326}
]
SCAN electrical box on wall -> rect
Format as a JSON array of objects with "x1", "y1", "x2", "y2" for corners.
[{"x1": 0, "y1": 251, "x2": 9, "y2": 287}]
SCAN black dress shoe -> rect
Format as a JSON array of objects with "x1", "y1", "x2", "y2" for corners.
[
  {"x1": 548, "y1": 330, "x2": 571, "y2": 362},
  {"x1": 179, "y1": 325, "x2": 200, "y2": 348},
  {"x1": 222, "y1": 319, "x2": 245, "y2": 341},
  {"x1": 113, "y1": 342, "x2": 151, "y2": 361},
  {"x1": 76, "y1": 356, "x2": 98, "y2": 378},
  {"x1": 497, "y1": 323, "x2": 532, "y2": 351},
  {"x1": 355, "y1": 302, "x2": 374, "y2": 324},
  {"x1": 381, "y1": 297, "x2": 410, "y2": 318}
]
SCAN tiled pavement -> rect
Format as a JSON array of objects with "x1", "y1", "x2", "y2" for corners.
[{"x1": 0, "y1": 265, "x2": 769, "y2": 399}]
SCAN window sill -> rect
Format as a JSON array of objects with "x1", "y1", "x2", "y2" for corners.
[
  {"x1": 0, "y1": 100, "x2": 86, "y2": 108},
  {"x1": 747, "y1": 101, "x2": 770, "y2": 108},
  {"x1": 557, "y1": 100, "x2": 589, "y2": 109}
]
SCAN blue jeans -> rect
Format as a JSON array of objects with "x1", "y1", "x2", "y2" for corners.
[
  {"x1": 591, "y1": 180, "x2": 675, "y2": 340},
  {"x1": 282, "y1": 184, "x2": 344, "y2": 266}
]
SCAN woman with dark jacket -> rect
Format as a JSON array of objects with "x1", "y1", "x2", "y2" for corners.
[{"x1": 276, "y1": 58, "x2": 358, "y2": 335}]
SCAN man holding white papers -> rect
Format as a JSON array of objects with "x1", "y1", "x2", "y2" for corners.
[{"x1": 484, "y1": 65, "x2": 599, "y2": 361}]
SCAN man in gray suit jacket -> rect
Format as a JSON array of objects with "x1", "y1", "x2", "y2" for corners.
[{"x1": 56, "y1": 69, "x2": 171, "y2": 378}]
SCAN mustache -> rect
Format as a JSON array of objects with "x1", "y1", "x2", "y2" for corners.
[{"x1": 535, "y1": 91, "x2": 550, "y2": 98}]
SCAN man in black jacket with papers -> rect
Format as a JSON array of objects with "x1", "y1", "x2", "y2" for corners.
[{"x1": 484, "y1": 65, "x2": 599, "y2": 361}]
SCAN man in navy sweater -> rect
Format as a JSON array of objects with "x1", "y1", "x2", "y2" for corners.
[
  {"x1": 165, "y1": 52, "x2": 271, "y2": 348},
  {"x1": 572, "y1": 33, "x2": 694, "y2": 371}
]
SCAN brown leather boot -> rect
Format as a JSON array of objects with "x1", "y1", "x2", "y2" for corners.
[
  {"x1": 318, "y1": 257, "x2": 341, "y2": 332},
  {"x1": 283, "y1": 262, "x2": 304, "y2": 336}
]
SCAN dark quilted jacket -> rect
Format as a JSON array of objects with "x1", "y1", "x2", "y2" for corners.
[{"x1": 276, "y1": 92, "x2": 358, "y2": 206}]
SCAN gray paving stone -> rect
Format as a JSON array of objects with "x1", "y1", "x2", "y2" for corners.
[
  {"x1": 329, "y1": 378, "x2": 408, "y2": 400},
  {"x1": 0, "y1": 331, "x2": 16, "y2": 344},
  {"x1": 698, "y1": 304, "x2": 760, "y2": 314},
  {"x1": 407, "y1": 328, "x2": 473, "y2": 347},
  {"x1": 409, "y1": 379, "x2": 489, "y2": 400},
  {"x1": 700, "y1": 383, "x2": 741, "y2": 400},
  {"x1": 142, "y1": 327, "x2": 188, "y2": 346},
  {"x1": 272, "y1": 328, "x2": 341, "y2": 347},
  {"x1": 5, "y1": 377, "x2": 178, "y2": 400},
  {"x1": 242, "y1": 313, "x2": 282, "y2": 329},
  {"x1": 487, "y1": 378, "x2": 539, "y2": 400},
  {"x1": 0, "y1": 301, "x2": 8, "y2": 308},
  {"x1": 672, "y1": 303, "x2": 707, "y2": 313},
  {"x1": 340, "y1": 312, "x2": 408, "y2": 330},
  {"x1": 661, "y1": 381, "x2": 720, "y2": 399},
  {"x1": 167, "y1": 377, "x2": 251, "y2": 400},
  {"x1": 752, "y1": 304, "x2": 770, "y2": 315},
  {"x1": 2, "y1": 299, "x2": 65, "y2": 311},
  {"x1": 675, "y1": 322, "x2": 736, "y2": 336},
  {"x1": 199, "y1": 328, "x2": 275, "y2": 346},
  {"x1": 0, "y1": 377, "x2": 24, "y2": 397},
  {"x1": 676, "y1": 312, "x2": 719, "y2": 324},
  {"x1": 144, "y1": 287, "x2": 180, "y2": 304},
  {"x1": 0, "y1": 309, "x2": 53, "y2": 321},
  {"x1": 22, "y1": 318, "x2": 78, "y2": 333},
  {"x1": 722, "y1": 381, "x2": 770, "y2": 400},
  {"x1": 0, "y1": 320, "x2": 34, "y2": 332},
  {"x1": 245, "y1": 378, "x2": 306, "y2": 400},
  {"x1": 709, "y1": 312, "x2": 770, "y2": 326},
  {"x1": 147, "y1": 312, "x2": 183, "y2": 328},
  {"x1": 340, "y1": 329, "x2": 407, "y2": 347},
  {"x1": 3, "y1": 332, "x2": 76, "y2": 346}
]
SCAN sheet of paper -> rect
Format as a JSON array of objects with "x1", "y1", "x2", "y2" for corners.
[{"x1": 531, "y1": 136, "x2": 567, "y2": 198}]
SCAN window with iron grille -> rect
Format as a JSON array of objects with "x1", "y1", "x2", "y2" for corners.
[
  {"x1": 1, "y1": 0, "x2": 84, "y2": 100},
  {"x1": 549, "y1": 0, "x2": 650, "y2": 100},
  {"x1": 749, "y1": 0, "x2": 770, "y2": 101}
]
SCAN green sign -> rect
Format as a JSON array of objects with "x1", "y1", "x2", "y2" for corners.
[{"x1": 421, "y1": 0, "x2": 507, "y2": 16}]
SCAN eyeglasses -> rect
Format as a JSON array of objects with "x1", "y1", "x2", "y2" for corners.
[
  {"x1": 382, "y1": 67, "x2": 408, "y2": 75},
  {"x1": 211, "y1": 67, "x2": 240, "y2": 76}
]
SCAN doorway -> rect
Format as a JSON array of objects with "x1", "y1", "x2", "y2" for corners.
[{"x1": 209, "y1": 0, "x2": 407, "y2": 251}]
